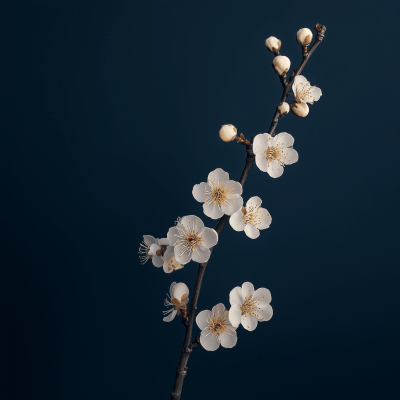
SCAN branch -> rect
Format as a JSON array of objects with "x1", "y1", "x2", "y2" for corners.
[
  {"x1": 268, "y1": 24, "x2": 326, "y2": 137},
  {"x1": 171, "y1": 144, "x2": 255, "y2": 400}
]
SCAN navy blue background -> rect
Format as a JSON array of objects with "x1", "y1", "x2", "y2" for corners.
[{"x1": 1, "y1": 1, "x2": 399, "y2": 399}]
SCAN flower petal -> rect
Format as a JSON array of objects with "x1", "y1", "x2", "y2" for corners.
[
  {"x1": 311, "y1": 86, "x2": 322, "y2": 102},
  {"x1": 244, "y1": 224, "x2": 260, "y2": 239},
  {"x1": 191, "y1": 246, "x2": 211, "y2": 263},
  {"x1": 257, "y1": 207, "x2": 272, "y2": 230},
  {"x1": 192, "y1": 182, "x2": 207, "y2": 203},
  {"x1": 203, "y1": 202, "x2": 224, "y2": 219},
  {"x1": 200, "y1": 329, "x2": 220, "y2": 351},
  {"x1": 253, "y1": 288, "x2": 272, "y2": 306},
  {"x1": 221, "y1": 194, "x2": 243, "y2": 216},
  {"x1": 226, "y1": 180, "x2": 243, "y2": 196},
  {"x1": 282, "y1": 148, "x2": 299, "y2": 165},
  {"x1": 212, "y1": 303, "x2": 226, "y2": 315},
  {"x1": 158, "y1": 238, "x2": 170, "y2": 246},
  {"x1": 254, "y1": 304, "x2": 273, "y2": 322},
  {"x1": 163, "y1": 309, "x2": 177, "y2": 322},
  {"x1": 148, "y1": 243, "x2": 160, "y2": 256},
  {"x1": 242, "y1": 282, "x2": 254, "y2": 297},
  {"x1": 220, "y1": 331, "x2": 237, "y2": 348},
  {"x1": 228, "y1": 304, "x2": 242, "y2": 327},
  {"x1": 173, "y1": 245, "x2": 192, "y2": 265},
  {"x1": 199, "y1": 227, "x2": 218, "y2": 249},
  {"x1": 255, "y1": 152, "x2": 270, "y2": 172},
  {"x1": 246, "y1": 196, "x2": 262, "y2": 210},
  {"x1": 267, "y1": 160, "x2": 284, "y2": 178},
  {"x1": 229, "y1": 286, "x2": 244, "y2": 305},
  {"x1": 169, "y1": 282, "x2": 177, "y2": 294},
  {"x1": 229, "y1": 210, "x2": 245, "y2": 232},
  {"x1": 171, "y1": 282, "x2": 189, "y2": 299},
  {"x1": 272, "y1": 132, "x2": 294, "y2": 148},
  {"x1": 207, "y1": 168, "x2": 229, "y2": 183},
  {"x1": 293, "y1": 75, "x2": 308, "y2": 87},
  {"x1": 241, "y1": 315, "x2": 258, "y2": 331},
  {"x1": 252, "y1": 133, "x2": 272, "y2": 154},
  {"x1": 143, "y1": 235, "x2": 157, "y2": 246},
  {"x1": 180, "y1": 215, "x2": 204, "y2": 233},
  {"x1": 167, "y1": 227, "x2": 180, "y2": 246},
  {"x1": 196, "y1": 310, "x2": 211, "y2": 330},
  {"x1": 152, "y1": 255, "x2": 164, "y2": 268}
]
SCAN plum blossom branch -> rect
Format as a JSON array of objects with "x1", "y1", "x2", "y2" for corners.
[
  {"x1": 268, "y1": 24, "x2": 326, "y2": 137},
  {"x1": 171, "y1": 148, "x2": 255, "y2": 400}
]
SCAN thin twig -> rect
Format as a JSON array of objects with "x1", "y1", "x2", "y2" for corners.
[{"x1": 268, "y1": 24, "x2": 326, "y2": 137}]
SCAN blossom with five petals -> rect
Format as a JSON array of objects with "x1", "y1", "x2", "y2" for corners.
[
  {"x1": 163, "y1": 282, "x2": 189, "y2": 322},
  {"x1": 196, "y1": 303, "x2": 237, "y2": 351},
  {"x1": 192, "y1": 168, "x2": 243, "y2": 219},
  {"x1": 167, "y1": 215, "x2": 218, "y2": 265},
  {"x1": 229, "y1": 196, "x2": 271, "y2": 239},
  {"x1": 253, "y1": 132, "x2": 298, "y2": 178},
  {"x1": 292, "y1": 75, "x2": 322, "y2": 104},
  {"x1": 229, "y1": 282, "x2": 273, "y2": 331}
]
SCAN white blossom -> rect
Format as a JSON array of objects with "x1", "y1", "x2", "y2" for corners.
[
  {"x1": 167, "y1": 215, "x2": 218, "y2": 265},
  {"x1": 162, "y1": 245, "x2": 184, "y2": 273},
  {"x1": 290, "y1": 101, "x2": 309, "y2": 117},
  {"x1": 229, "y1": 196, "x2": 271, "y2": 239},
  {"x1": 196, "y1": 303, "x2": 237, "y2": 351},
  {"x1": 138, "y1": 235, "x2": 168, "y2": 267},
  {"x1": 292, "y1": 75, "x2": 322, "y2": 104},
  {"x1": 229, "y1": 282, "x2": 273, "y2": 331},
  {"x1": 277, "y1": 102, "x2": 290, "y2": 115},
  {"x1": 163, "y1": 282, "x2": 189, "y2": 322},
  {"x1": 192, "y1": 168, "x2": 243, "y2": 220},
  {"x1": 252, "y1": 132, "x2": 298, "y2": 178}
]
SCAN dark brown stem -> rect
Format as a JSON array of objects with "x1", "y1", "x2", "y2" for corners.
[
  {"x1": 171, "y1": 145, "x2": 255, "y2": 400},
  {"x1": 268, "y1": 24, "x2": 326, "y2": 137}
]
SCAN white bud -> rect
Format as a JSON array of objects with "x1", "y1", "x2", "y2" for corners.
[
  {"x1": 272, "y1": 55, "x2": 290, "y2": 76},
  {"x1": 277, "y1": 102, "x2": 290, "y2": 115},
  {"x1": 290, "y1": 102, "x2": 309, "y2": 117},
  {"x1": 265, "y1": 36, "x2": 281, "y2": 53},
  {"x1": 296, "y1": 28, "x2": 313, "y2": 46},
  {"x1": 219, "y1": 124, "x2": 237, "y2": 143}
]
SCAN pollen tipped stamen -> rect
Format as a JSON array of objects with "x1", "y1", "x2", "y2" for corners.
[
  {"x1": 174, "y1": 220, "x2": 203, "y2": 257},
  {"x1": 205, "y1": 180, "x2": 235, "y2": 209},
  {"x1": 138, "y1": 241, "x2": 150, "y2": 264},
  {"x1": 242, "y1": 202, "x2": 264, "y2": 227}
]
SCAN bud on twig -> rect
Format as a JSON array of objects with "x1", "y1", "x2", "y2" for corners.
[
  {"x1": 296, "y1": 28, "x2": 313, "y2": 46},
  {"x1": 265, "y1": 36, "x2": 281, "y2": 55},
  {"x1": 277, "y1": 102, "x2": 290, "y2": 116},
  {"x1": 290, "y1": 102, "x2": 309, "y2": 117},
  {"x1": 272, "y1": 55, "x2": 290, "y2": 76},
  {"x1": 219, "y1": 124, "x2": 237, "y2": 143}
]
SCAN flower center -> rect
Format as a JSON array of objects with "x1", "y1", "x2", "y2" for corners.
[
  {"x1": 205, "y1": 180, "x2": 234, "y2": 209},
  {"x1": 240, "y1": 295, "x2": 259, "y2": 317},
  {"x1": 174, "y1": 220, "x2": 203, "y2": 257},
  {"x1": 295, "y1": 82, "x2": 313, "y2": 102},
  {"x1": 241, "y1": 202, "x2": 263, "y2": 226},
  {"x1": 264, "y1": 146, "x2": 282, "y2": 161},
  {"x1": 208, "y1": 316, "x2": 227, "y2": 335}
]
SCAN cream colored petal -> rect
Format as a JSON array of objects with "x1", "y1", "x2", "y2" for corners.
[
  {"x1": 167, "y1": 227, "x2": 180, "y2": 246},
  {"x1": 257, "y1": 207, "x2": 272, "y2": 230},
  {"x1": 203, "y1": 202, "x2": 224, "y2": 219},
  {"x1": 246, "y1": 196, "x2": 262, "y2": 210},
  {"x1": 271, "y1": 132, "x2": 294, "y2": 148},
  {"x1": 241, "y1": 315, "x2": 258, "y2": 331},
  {"x1": 207, "y1": 168, "x2": 229, "y2": 183},
  {"x1": 241, "y1": 282, "x2": 254, "y2": 297},
  {"x1": 173, "y1": 245, "x2": 191, "y2": 265},
  {"x1": 180, "y1": 215, "x2": 204, "y2": 233},
  {"x1": 282, "y1": 148, "x2": 299, "y2": 165},
  {"x1": 143, "y1": 235, "x2": 157, "y2": 246},
  {"x1": 254, "y1": 304, "x2": 273, "y2": 322},
  {"x1": 252, "y1": 133, "x2": 271, "y2": 154},
  {"x1": 253, "y1": 287, "x2": 272, "y2": 306},
  {"x1": 220, "y1": 331, "x2": 237, "y2": 348},
  {"x1": 192, "y1": 182, "x2": 207, "y2": 203},
  {"x1": 229, "y1": 210, "x2": 245, "y2": 232},
  {"x1": 228, "y1": 304, "x2": 242, "y2": 327},
  {"x1": 221, "y1": 194, "x2": 243, "y2": 216},
  {"x1": 267, "y1": 160, "x2": 284, "y2": 178},
  {"x1": 171, "y1": 282, "x2": 189, "y2": 299},
  {"x1": 163, "y1": 309, "x2": 177, "y2": 322},
  {"x1": 200, "y1": 329, "x2": 220, "y2": 351},
  {"x1": 255, "y1": 152, "x2": 270, "y2": 172},
  {"x1": 244, "y1": 224, "x2": 260, "y2": 239},
  {"x1": 196, "y1": 310, "x2": 211, "y2": 330},
  {"x1": 198, "y1": 227, "x2": 218, "y2": 249},
  {"x1": 229, "y1": 286, "x2": 244, "y2": 305},
  {"x1": 191, "y1": 246, "x2": 211, "y2": 263}
]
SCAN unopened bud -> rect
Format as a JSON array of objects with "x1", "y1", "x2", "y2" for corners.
[
  {"x1": 272, "y1": 55, "x2": 290, "y2": 76},
  {"x1": 265, "y1": 36, "x2": 281, "y2": 54},
  {"x1": 290, "y1": 102, "x2": 309, "y2": 117},
  {"x1": 219, "y1": 124, "x2": 237, "y2": 143},
  {"x1": 277, "y1": 102, "x2": 290, "y2": 115},
  {"x1": 296, "y1": 28, "x2": 313, "y2": 46}
]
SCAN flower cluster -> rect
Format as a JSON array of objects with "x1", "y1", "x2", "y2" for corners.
[{"x1": 195, "y1": 281, "x2": 273, "y2": 351}]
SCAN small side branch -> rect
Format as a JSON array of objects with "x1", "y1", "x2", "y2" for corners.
[{"x1": 268, "y1": 24, "x2": 326, "y2": 137}]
